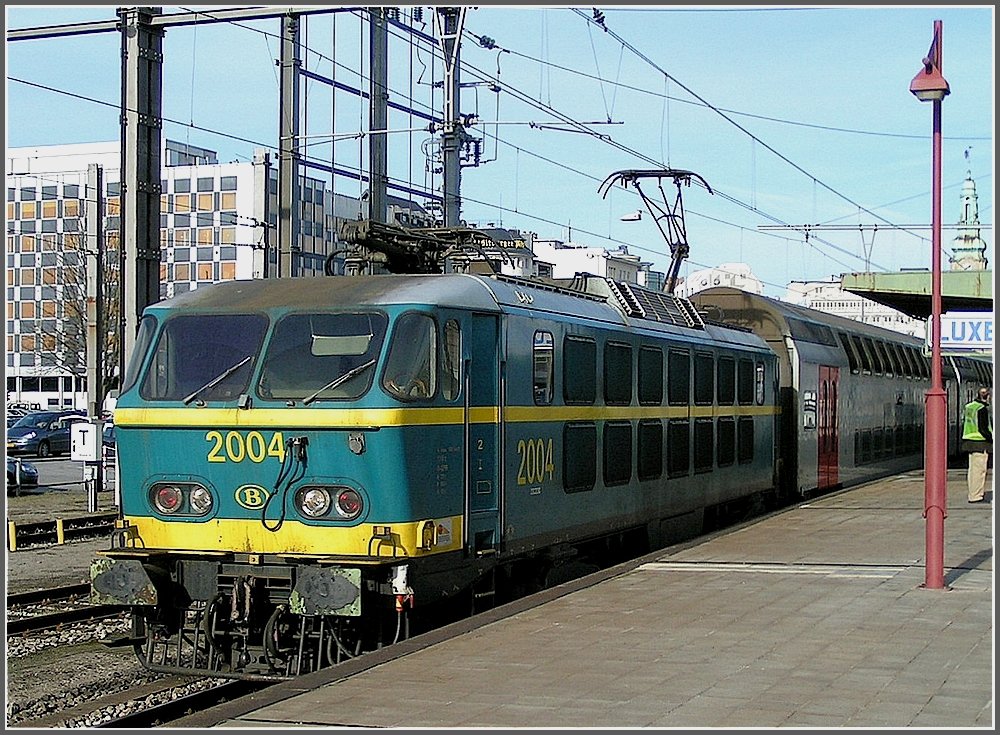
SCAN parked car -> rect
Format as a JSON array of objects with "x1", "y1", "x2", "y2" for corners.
[
  {"x1": 6, "y1": 409, "x2": 87, "y2": 458},
  {"x1": 102, "y1": 422, "x2": 117, "y2": 459},
  {"x1": 6, "y1": 456, "x2": 39, "y2": 494}
]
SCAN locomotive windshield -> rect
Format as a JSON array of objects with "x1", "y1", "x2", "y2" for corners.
[
  {"x1": 140, "y1": 314, "x2": 268, "y2": 402},
  {"x1": 258, "y1": 312, "x2": 388, "y2": 402}
]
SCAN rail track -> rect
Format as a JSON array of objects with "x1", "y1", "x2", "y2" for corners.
[{"x1": 7, "y1": 582, "x2": 126, "y2": 636}]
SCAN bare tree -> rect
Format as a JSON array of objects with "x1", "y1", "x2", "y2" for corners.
[{"x1": 30, "y1": 230, "x2": 121, "y2": 404}]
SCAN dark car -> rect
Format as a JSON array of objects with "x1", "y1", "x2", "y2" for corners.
[
  {"x1": 6, "y1": 456, "x2": 39, "y2": 494},
  {"x1": 6, "y1": 409, "x2": 87, "y2": 458},
  {"x1": 102, "y1": 423, "x2": 117, "y2": 459}
]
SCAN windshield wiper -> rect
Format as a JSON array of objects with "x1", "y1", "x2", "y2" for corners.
[
  {"x1": 183, "y1": 355, "x2": 253, "y2": 405},
  {"x1": 302, "y1": 359, "x2": 377, "y2": 406}
]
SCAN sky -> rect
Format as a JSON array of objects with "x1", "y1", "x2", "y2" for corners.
[{"x1": 5, "y1": 4, "x2": 995, "y2": 298}]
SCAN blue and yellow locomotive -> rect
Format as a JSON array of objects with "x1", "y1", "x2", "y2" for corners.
[{"x1": 91, "y1": 272, "x2": 780, "y2": 679}]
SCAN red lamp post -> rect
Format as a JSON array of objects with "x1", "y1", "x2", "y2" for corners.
[{"x1": 910, "y1": 20, "x2": 950, "y2": 590}]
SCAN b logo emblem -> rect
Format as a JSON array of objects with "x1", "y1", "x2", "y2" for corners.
[{"x1": 235, "y1": 484, "x2": 269, "y2": 509}]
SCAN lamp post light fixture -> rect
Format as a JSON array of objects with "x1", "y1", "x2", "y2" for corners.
[{"x1": 910, "y1": 20, "x2": 950, "y2": 591}]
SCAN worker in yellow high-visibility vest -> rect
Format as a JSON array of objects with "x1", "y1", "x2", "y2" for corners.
[{"x1": 962, "y1": 387, "x2": 993, "y2": 504}]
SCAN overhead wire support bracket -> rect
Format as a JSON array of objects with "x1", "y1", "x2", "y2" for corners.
[{"x1": 599, "y1": 169, "x2": 712, "y2": 295}]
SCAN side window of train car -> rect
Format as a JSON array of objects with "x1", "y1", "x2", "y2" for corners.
[
  {"x1": 383, "y1": 312, "x2": 437, "y2": 401},
  {"x1": 838, "y1": 332, "x2": 861, "y2": 374},
  {"x1": 604, "y1": 421, "x2": 632, "y2": 485},
  {"x1": 694, "y1": 352, "x2": 714, "y2": 405},
  {"x1": 533, "y1": 331, "x2": 554, "y2": 405},
  {"x1": 737, "y1": 358, "x2": 754, "y2": 405},
  {"x1": 875, "y1": 341, "x2": 893, "y2": 378},
  {"x1": 851, "y1": 335, "x2": 872, "y2": 374},
  {"x1": 863, "y1": 337, "x2": 883, "y2": 375},
  {"x1": 604, "y1": 342, "x2": 632, "y2": 405},
  {"x1": 717, "y1": 356, "x2": 736, "y2": 405},
  {"x1": 755, "y1": 361, "x2": 766, "y2": 404},
  {"x1": 638, "y1": 346, "x2": 663, "y2": 405},
  {"x1": 637, "y1": 419, "x2": 663, "y2": 480},
  {"x1": 563, "y1": 335, "x2": 596, "y2": 405},
  {"x1": 667, "y1": 349, "x2": 690, "y2": 405},
  {"x1": 441, "y1": 319, "x2": 461, "y2": 401},
  {"x1": 563, "y1": 422, "x2": 596, "y2": 493}
]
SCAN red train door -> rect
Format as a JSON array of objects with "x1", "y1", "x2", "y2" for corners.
[{"x1": 818, "y1": 365, "x2": 840, "y2": 489}]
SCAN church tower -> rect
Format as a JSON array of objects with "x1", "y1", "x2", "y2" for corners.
[{"x1": 948, "y1": 168, "x2": 989, "y2": 271}]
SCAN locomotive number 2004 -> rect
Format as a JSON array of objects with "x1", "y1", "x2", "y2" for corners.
[
  {"x1": 206, "y1": 430, "x2": 287, "y2": 463},
  {"x1": 516, "y1": 437, "x2": 555, "y2": 485}
]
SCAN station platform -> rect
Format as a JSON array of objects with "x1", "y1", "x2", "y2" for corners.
[{"x1": 177, "y1": 468, "x2": 994, "y2": 729}]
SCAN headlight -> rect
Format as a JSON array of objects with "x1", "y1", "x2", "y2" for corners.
[
  {"x1": 149, "y1": 482, "x2": 214, "y2": 516},
  {"x1": 153, "y1": 485, "x2": 184, "y2": 514},
  {"x1": 297, "y1": 487, "x2": 331, "y2": 518},
  {"x1": 294, "y1": 485, "x2": 365, "y2": 521},
  {"x1": 335, "y1": 488, "x2": 363, "y2": 520},
  {"x1": 189, "y1": 485, "x2": 214, "y2": 515},
  {"x1": 22, "y1": 432, "x2": 36, "y2": 440}
]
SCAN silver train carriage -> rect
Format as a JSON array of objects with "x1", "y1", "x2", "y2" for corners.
[
  {"x1": 690, "y1": 286, "x2": 993, "y2": 497},
  {"x1": 91, "y1": 273, "x2": 778, "y2": 679}
]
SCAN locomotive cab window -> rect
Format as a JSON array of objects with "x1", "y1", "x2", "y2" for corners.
[
  {"x1": 533, "y1": 331, "x2": 554, "y2": 405},
  {"x1": 383, "y1": 312, "x2": 437, "y2": 400},
  {"x1": 142, "y1": 313, "x2": 267, "y2": 402},
  {"x1": 259, "y1": 312, "x2": 387, "y2": 402}
]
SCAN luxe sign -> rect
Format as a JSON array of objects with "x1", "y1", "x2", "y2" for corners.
[{"x1": 931, "y1": 311, "x2": 994, "y2": 353}]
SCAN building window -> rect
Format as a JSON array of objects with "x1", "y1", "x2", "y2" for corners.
[
  {"x1": 197, "y1": 177, "x2": 214, "y2": 192},
  {"x1": 174, "y1": 178, "x2": 191, "y2": 193},
  {"x1": 221, "y1": 176, "x2": 238, "y2": 191}
]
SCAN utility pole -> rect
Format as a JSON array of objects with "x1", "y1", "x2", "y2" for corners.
[
  {"x1": 85, "y1": 163, "x2": 105, "y2": 511},
  {"x1": 278, "y1": 12, "x2": 301, "y2": 278},
  {"x1": 436, "y1": 7, "x2": 467, "y2": 228},
  {"x1": 118, "y1": 6, "x2": 163, "y2": 376},
  {"x1": 369, "y1": 7, "x2": 388, "y2": 224},
  {"x1": 252, "y1": 148, "x2": 272, "y2": 278}
]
